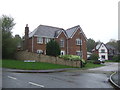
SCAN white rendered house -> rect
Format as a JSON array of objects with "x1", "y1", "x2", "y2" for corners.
[{"x1": 93, "y1": 43, "x2": 108, "y2": 60}]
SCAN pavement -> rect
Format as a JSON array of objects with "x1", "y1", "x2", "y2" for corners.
[
  {"x1": 109, "y1": 71, "x2": 120, "y2": 88},
  {"x1": 3, "y1": 68, "x2": 78, "y2": 73},
  {"x1": 87, "y1": 62, "x2": 120, "y2": 88}
]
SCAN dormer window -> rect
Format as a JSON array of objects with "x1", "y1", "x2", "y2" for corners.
[
  {"x1": 37, "y1": 37, "x2": 43, "y2": 44},
  {"x1": 76, "y1": 38, "x2": 82, "y2": 45}
]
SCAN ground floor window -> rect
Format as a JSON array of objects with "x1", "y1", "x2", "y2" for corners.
[
  {"x1": 76, "y1": 51, "x2": 82, "y2": 57},
  {"x1": 37, "y1": 50, "x2": 43, "y2": 54}
]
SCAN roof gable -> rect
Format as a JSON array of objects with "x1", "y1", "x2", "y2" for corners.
[
  {"x1": 56, "y1": 30, "x2": 68, "y2": 38},
  {"x1": 66, "y1": 25, "x2": 87, "y2": 40},
  {"x1": 66, "y1": 25, "x2": 79, "y2": 38},
  {"x1": 95, "y1": 43, "x2": 107, "y2": 50}
]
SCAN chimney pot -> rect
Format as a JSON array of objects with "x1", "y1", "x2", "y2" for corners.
[{"x1": 26, "y1": 24, "x2": 28, "y2": 27}]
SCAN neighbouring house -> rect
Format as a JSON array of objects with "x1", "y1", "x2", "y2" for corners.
[
  {"x1": 106, "y1": 44, "x2": 117, "y2": 60},
  {"x1": 23, "y1": 24, "x2": 87, "y2": 60},
  {"x1": 87, "y1": 52, "x2": 92, "y2": 60},
  {"x1": 92, "y1": 43, "x2": 108, "y2": 60}
]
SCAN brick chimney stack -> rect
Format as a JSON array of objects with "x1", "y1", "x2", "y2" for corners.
[
  {"x1": 25, "y1": 24, "x2": 29, "y2": 37},
  {"x1": 24, "y1": 24, "x2": 29, "y2": 50}
]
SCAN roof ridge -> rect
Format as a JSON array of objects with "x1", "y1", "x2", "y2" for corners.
[
  {"x1": 66, "y1": 25, "x2": 80, "y2": 30},
  {"x1": 39, "y1": 24, "x2": 64, "y2": 30}
]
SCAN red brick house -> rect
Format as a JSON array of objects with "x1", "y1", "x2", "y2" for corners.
[{"x1": 23, "y1": 24, "x2": 87, "y2": 60}]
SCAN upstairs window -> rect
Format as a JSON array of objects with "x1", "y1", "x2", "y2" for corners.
[
  {"x1": 101, "y1": 49, "x2": 105, "y2": 53},
  {"x1": 37, "y1": 37, "x2": 43, "y2": 44},
  {"x1": 76, "y1": 38, "x2": 82, "y2": 45},
  {"x1": 45, "y1": 38, "x2": 51, "y2": 44},
  {"x1": 60, "y1": 39, "x2": 64, "y2": 47}
]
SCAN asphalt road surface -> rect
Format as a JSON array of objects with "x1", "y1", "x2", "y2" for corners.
[{"x1": 2, "y1": 62, "x2": 118, "y2": 88}]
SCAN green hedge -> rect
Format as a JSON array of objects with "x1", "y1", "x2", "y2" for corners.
[
  {"x1": 59, "y1": 55, "x2": 81, "y2": 61},
  {"x1": 59, "y1": 55, "x2": 86, "y2": 66}
]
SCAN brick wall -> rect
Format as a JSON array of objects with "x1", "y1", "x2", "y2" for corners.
[
  {"x1": 15, "y1": 51, "x2": 81, "y2": 67},
  {"x1": 68, "y1": 29, "x2": 87, "y2": 60}
]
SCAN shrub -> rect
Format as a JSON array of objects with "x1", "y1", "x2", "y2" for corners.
[
  {"x1": 46, "y1": 40, "x2": 61, "y2": 57},
  {"x1": 59, "y1": 55, "x2": 81, "y2": 61},
  {"x1": 112, "y1": 55, "x2": 119, "y2": 62},
  {"x1": 59, "y1": 55, "x2": 87, "y2": 67},
  {"x1": 90, "y1": 53, "x2": 99, "y2": 61}
]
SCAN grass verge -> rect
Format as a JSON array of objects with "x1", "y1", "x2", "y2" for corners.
[
  {"x1": 82, "y1": 62, "x2": 104, "y2": 69},
  {"x1": 105, "y1": 60, "x2": 119, "y2": 62},
  {"x1": 2, "y1": 59, "x2": 76, "y2": 70}
]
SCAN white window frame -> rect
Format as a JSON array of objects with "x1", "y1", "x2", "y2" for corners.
[
  {"x1": 76, "y1": 51, "x2": 82, "y2": 57},
  {"x1": 37, "y1": 37, "x2": 43, "y2": 44},
  {"x1": 101, "y1": 49, "x2": 105, "y2": 53},
  {"x1": 45, "y1": 38, "x2": 51, "y2": 44},
  {"x1": 60, "y1": 39, "x2": 64, "y2": 47},
  {"x1": 37, "y1": 50, "x2": 43, "y2": 54},
  {"x1": 76, "y1": 38, "x2": 82, "y2": 45}
]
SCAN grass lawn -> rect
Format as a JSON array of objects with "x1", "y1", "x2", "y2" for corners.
[
  {"x1": 2, "y1": 59, "x2": 105, "y2": 70},
  {"x1": 2, "y1": 59, "x2": 76, "y2": 70}
]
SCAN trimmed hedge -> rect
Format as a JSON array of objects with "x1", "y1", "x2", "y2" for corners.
[{"x1": 59, "y1": 55, "x2": 86, "y2": 66}]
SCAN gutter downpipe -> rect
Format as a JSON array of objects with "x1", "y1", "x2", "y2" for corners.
[
  {"x1": 80, "y1": 31, "x2": 82, "y2": 68},
  {"x1": 67, "y1": 38, "x2": 68, "y2": 55}
]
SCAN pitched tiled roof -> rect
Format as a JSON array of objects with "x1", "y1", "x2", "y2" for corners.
[
  {"x1": 29, "y1": 25, "x2": 64, "y2": 38},
  {"x1": 106, "y1": 44, "x2": 115, "y2": 50},
  {"x1": 29, "y1": 25, "x2": 87, "y2": 40},
  {"x1": 95, "y1": 43, "x2": 102, "y2": 50}
]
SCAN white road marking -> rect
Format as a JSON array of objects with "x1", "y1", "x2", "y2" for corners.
[
  {"x1": 28, "y1": 82, "x2": 44, "y2": 88},
  {"x1": 8, "y1": 76, "x2": 17, "y2": 80}
]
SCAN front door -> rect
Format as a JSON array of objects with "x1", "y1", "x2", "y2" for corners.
[{"x1": 61, "y1": 51, "x2": 65, "y2": 55}]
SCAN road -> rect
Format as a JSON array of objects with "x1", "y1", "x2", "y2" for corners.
[{"x1": 2, "y1": 62, "x2": 118, "y2": 88}]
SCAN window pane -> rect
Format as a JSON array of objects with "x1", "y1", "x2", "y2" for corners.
[
  {"x1": 101, "y1": 49, "x2": 105, "y2": 53},
  {"x1": 45, "y1": 38, "x2": 50, "y2": 44},
  {"x1": 60, "y1": 39, "x2": 64, "y2": 47},
  {"x1": 76, "y1": 39, "x2": 82, "y2": 45},
  {"x1": 37, "y1": 37, "x2": 43, "y2": 44},
  {"x1": 76, "y1": 51, "x2": 82, "y2": 57}
]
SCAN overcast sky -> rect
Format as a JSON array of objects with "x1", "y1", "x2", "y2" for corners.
[{"x1": 1, "y1": 0, "x2": 119, "y2": 43}]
